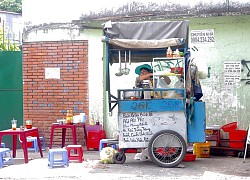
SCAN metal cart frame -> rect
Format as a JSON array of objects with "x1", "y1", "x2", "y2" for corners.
[{"x1": 102, "y1": 20, "x2": 206, "y2": 167}]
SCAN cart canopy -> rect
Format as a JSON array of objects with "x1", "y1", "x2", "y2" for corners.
[{"x1": 103, "y1": 20, "x2": 189, "y2": 63}]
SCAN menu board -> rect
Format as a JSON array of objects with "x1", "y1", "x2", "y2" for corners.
[{"x1": 118, "y1": 111, "x2": 186, "y2": 148}]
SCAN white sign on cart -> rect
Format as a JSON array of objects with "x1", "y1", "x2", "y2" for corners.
[{"x1": 118, "y1": 111, "x2": 187, "y2": 148}]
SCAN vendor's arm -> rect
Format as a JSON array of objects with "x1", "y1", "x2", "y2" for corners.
[
  {"x1": 139, "y1": 73, "x2": 153, "y2": 81},
  {"x1": 139, "y1": 73, "x2": 171, "y2": 85},
  {"x1": 163, "y1": 76, "x2": 171, "y2": 85}
]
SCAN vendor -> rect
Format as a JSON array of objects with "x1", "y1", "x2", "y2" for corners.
[{"x1": 135, "y1": 64, "x2": 171, "y2": 88}]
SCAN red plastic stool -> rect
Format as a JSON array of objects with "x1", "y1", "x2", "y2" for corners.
[{"x1": 66, "y1": 145, "x2": 84, "y2": 163}]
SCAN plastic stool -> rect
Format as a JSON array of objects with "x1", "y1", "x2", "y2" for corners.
[
  {"x1": 66, "y1": 145, "x2": 84, "y2": 163},
  {"x1": 27, "y1": 137, "x2": 39, "y2": 152},
  {"x1": 27, "y1": 136, "x2": 46, "y2": 152},
  {"x1": 99, "y1": 139, "x2": 118, "y2": 153},
  {"x1": 0, "y1": 148, "x2": 13, "y2": 168},
  {"x1": 39, "y1": 137, "x2": 46, "y2": 150},
  {"x1": 48, "y1": 148, "x2": 69, "y2": 168},
  {"x1": 1, "y1": 143, "x2": 5, "y2": 148},
  {"x1": 1, "y1": 143, "x2": 7, "y2": 157}
]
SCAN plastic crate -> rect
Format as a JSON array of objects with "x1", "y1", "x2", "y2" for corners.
[{"x1": 206, "y1": 126, "x2": 221, "y2": 147}]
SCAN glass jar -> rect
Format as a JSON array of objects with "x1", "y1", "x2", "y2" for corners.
[{"x1": 25, "y1": 120, "x2": 32, "y2": 129}]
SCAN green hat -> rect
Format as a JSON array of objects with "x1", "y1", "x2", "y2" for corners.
[{"x1": 135, "y1": 64, "x2": 153, "y2": 75}]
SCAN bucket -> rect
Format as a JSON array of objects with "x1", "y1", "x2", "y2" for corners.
[
  {"x1": 183, "y1": 153, "x2": 196, "y2": 162},
  {"x1": 193, "y1": 142, "x2": 210, "y2": 158},
  {"x1": 229, "y1": 130, "x2": 247, "y2": 149},
  {"x1": 221, "y1": 122, "x2": 237, "y2": 132}
]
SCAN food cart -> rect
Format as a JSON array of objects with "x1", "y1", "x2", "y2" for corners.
[{"x1": 102, "y1": 20, "x2": 206, "y2": 167}]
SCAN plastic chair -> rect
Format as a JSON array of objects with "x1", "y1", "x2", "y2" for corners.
[{"x1": 48, "y1": 148, "x2": 68, "y2": 168}]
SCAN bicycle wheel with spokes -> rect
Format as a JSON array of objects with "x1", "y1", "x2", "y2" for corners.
[{"x1": 148, "y1": 130, "x2": 187, "y2": 168}]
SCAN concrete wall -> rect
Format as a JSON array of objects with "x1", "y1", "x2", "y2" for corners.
[
  {"x1": 22, "y1": 40, "x2": 89, "y2": 146},
  {"x1": 190, "y1": 15, "x2": 250, "y2": 129}
]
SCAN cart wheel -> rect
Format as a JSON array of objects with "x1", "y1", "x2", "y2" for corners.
[
  {"x1": 238, "y1": 151, "x2": 244, "y2": 158},
  {"x1": 148, "y1": 130, "x2": 187, "y2": 168},
  {"x1": 114, "y1": 152, "x2": 126, "y2": 164}
]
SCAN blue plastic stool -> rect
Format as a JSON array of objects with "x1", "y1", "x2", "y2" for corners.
[
  {"x1": 27, "y1": 136, "x2": 46, "y2": 152},
  {"x1": 48, "y1": 148, "x2": 69, "y2": 168},
  {"x1": 99, "y1": 139, "x2": 118, "y2": 153},
  {"x1": 0, "y1": 148, "x2": 13, "y2": 168},
  {"x1": 40, "y1": 137, "x2": 46, "y2": 150},
  {"x1": 27, "y1": 137, "x2": 39, "y2": 152},
  {"x1": 1, "y1": 143, "x2": 7, "y2": 157},
  {"x1": 1, "y1": 143, "x2": 5, "y2": 148}
]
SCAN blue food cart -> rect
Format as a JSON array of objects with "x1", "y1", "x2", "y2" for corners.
[{"x1": 103, "y1": 20, "x2": 206, "y2": 167}]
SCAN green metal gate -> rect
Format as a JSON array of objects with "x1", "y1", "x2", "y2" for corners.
[{"x1": 0, "y1": 51, "x2": 23, "y2": 147}]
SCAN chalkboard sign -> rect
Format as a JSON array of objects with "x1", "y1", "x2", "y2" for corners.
[{"x1": 118, "y1": 111, "x2": 187, "y2": 148}]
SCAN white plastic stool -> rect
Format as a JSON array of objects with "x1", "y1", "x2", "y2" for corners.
[{"x1": 99, "y1": 139, "x2": 118, "y2": 153}]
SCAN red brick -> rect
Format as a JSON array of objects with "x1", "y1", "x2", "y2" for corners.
[{"x1": 23, "y1": 40, "x2": 89, "y2": 147}]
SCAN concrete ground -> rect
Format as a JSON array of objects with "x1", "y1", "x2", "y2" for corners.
[{"x1": 0, "y1": 148, "x2": 250, "y2": 180}]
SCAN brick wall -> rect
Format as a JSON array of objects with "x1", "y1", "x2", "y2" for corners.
[{"x1": 22, "y1": 40, "x2": 89, "y2": 147}]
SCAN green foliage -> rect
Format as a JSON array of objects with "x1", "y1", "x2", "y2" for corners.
[
  {"x1": 0, "y1": 0, "x2": 22, "y2": 13},
  {"x1": 0, "y1": 25, "x2": 20, "y2": 51}
]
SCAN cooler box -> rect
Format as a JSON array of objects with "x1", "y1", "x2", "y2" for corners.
[
  {"x1": 193, "y1": 142, "x2": 210, "y2": 158},
  {"x1": 228, "y1": 130, "x2": 247, "y2": 149},
  {"x1": 87, "y1": 130, "x2": 106, "y2": 150}
]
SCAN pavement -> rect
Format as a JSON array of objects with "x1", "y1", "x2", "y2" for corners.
[{"x1": 0, "y1": 148, "x2": 250, "y2": 180}]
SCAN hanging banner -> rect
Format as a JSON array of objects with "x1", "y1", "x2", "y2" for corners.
[{"x1": 190, "y1": 29, "x2": 215, "y2": 47}]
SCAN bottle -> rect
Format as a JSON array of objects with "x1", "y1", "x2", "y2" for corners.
[
  {"x1": 174, "y1": 49, "x2": 180, "y2": 57},
  {"x1": 142, "y1": 80, "x2": 151, "y2": 99},
  {"x1": 90, "y1": 114, "x2": 95, "y2": 125},
  {"x1": 69, "y1": 110, "x2": 73, "y2": 124},
  {"x1": 166, "y1": 47, "x2": 172, "y2": 58},
  {"x1": 66, "y1": 110, "x2": 71, "y2": 124}
]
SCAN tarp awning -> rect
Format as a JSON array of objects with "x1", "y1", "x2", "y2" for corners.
[
  {"x1": 103, "y1": 20, "x2": 189, "y2": 63},
  {"x1": 108, "y1": 38, "x2": 185, "y2": 49}
]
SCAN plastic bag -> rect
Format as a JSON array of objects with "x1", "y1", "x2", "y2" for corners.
[{"x1": 99, "y1": 147, "x2": 118, "y2": 164}]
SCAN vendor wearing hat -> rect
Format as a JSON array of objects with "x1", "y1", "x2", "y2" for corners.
[{"x1": 135, "y1": 64, "x2": 171, "y2": 88}]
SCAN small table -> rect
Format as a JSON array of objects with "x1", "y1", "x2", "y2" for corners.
[
  {"x1": 0, "y1": 127, "x2": 43, "y2": 163},
  {"x1": 49, "y1": 123, "x2": 87, "y2": 149}
]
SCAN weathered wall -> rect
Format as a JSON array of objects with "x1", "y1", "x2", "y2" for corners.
[
  {"x1": 189, "y1": 15, "x2": 250, "y2": 129},
  {"x1": 22, "y1": 40, "x2": 89, "y2": 146}
]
